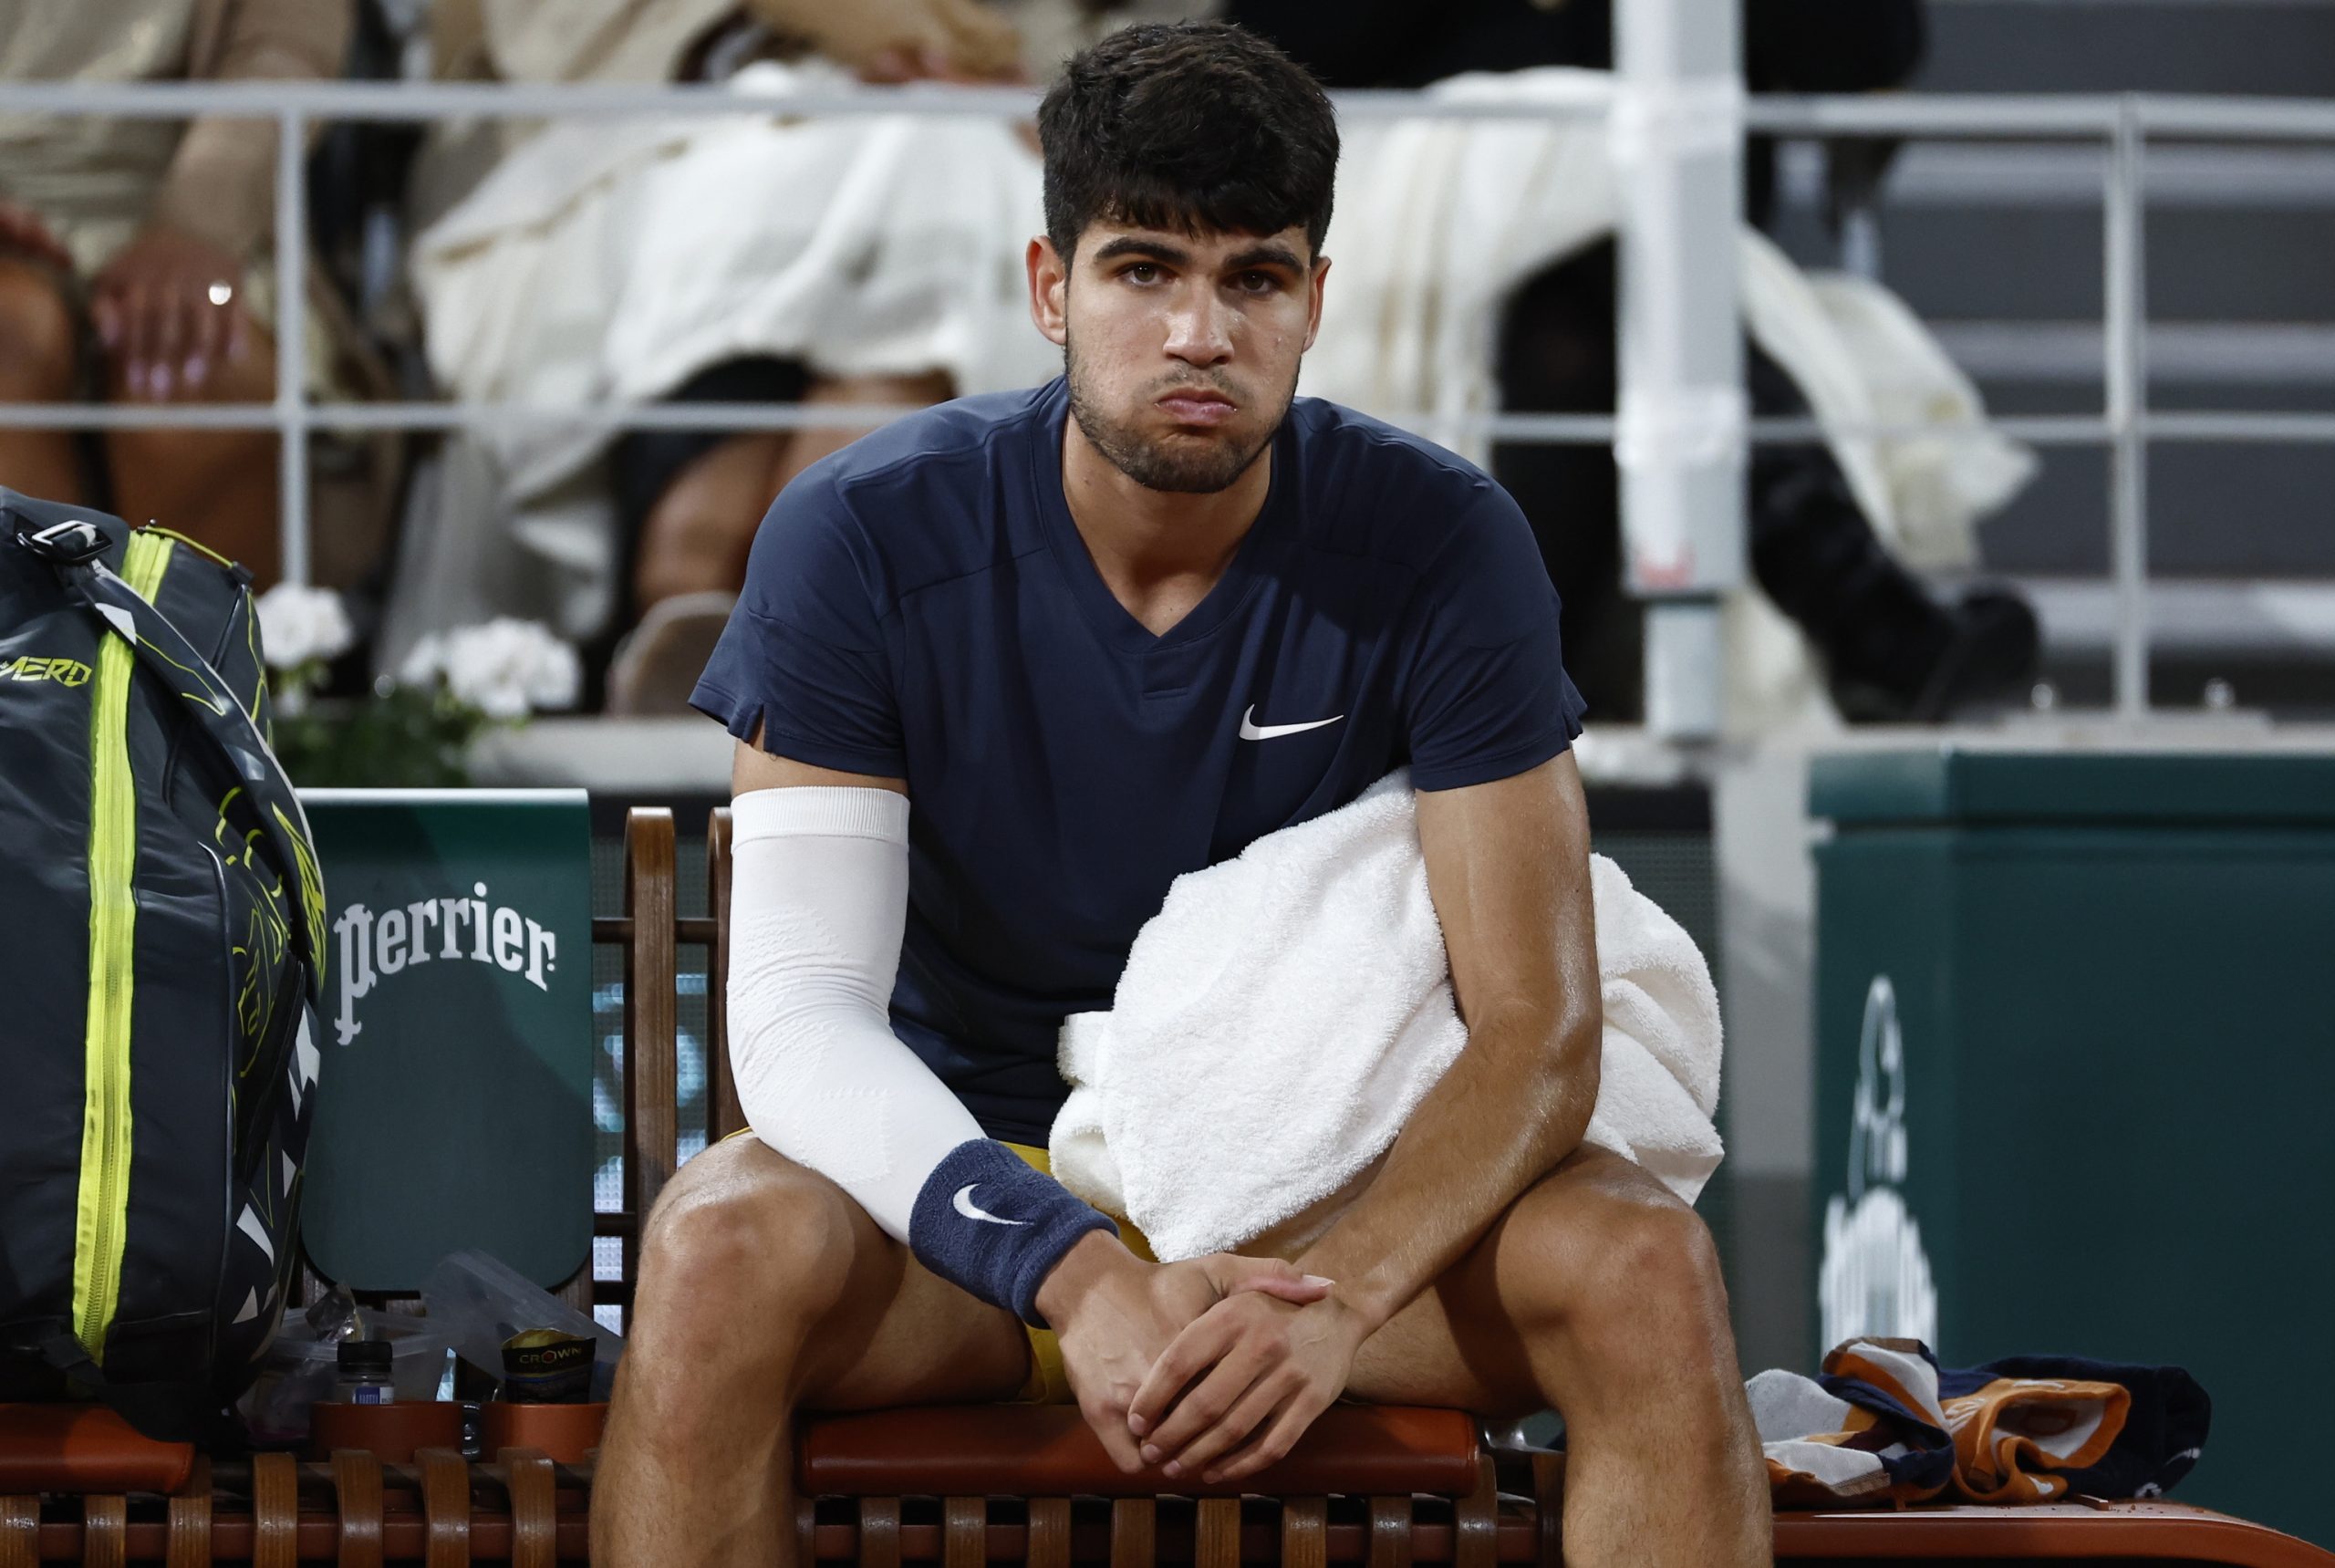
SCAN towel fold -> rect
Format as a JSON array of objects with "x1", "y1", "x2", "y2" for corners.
[{"x1": 1048, "y1": 770, "x2": 1723, "y2": 1262}]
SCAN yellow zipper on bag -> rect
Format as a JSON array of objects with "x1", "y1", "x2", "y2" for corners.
[{"x1": 71, "y1": 531, "x2": 174, "y2": 1364}]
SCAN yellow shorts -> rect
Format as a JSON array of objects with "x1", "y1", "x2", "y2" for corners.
[{"x1": 1001, "y1": 1142, "x2": 1152, "y2": 1405}]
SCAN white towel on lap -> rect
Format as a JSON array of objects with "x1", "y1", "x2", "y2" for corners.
[{"x1": 1048, "y1": 771, "x2": 1723, "y2": 1262}]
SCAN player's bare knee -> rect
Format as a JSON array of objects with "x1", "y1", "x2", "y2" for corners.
[
  {"x1": 1553, "y1": 1194, "x2": 1725, "y2": 1361},
  {"x1": 637, "y1": 1153, "x2": 858, "y2": 1343},
  {"x1": 0, "y1": 262, "x2": 78, "y2": 399},
  {"x1": 621, "y1": 1174, "x2": 854, "y2": 1448}
]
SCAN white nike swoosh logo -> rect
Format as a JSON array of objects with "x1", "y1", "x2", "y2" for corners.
[
  {"x1": 1240, "y1": 704, "x2": 1344, "y2": 741},
  {"x1": 953, "y1": 1184, "x2": 1030, "y2": 1227}
]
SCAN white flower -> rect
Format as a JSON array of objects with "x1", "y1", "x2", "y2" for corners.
[
  {"x1": 396, "y1": 632, "x2": 446, "y2": 689},
  {"x1": 254, "y1": 585, "x2": 354, "y2": 670},
  {"x1": 401, "y1": 618, "x2": 579, "y2": 720}
]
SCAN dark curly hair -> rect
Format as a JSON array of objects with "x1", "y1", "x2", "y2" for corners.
[{"x1": 1037, "y1": 22, "x2": 1339, "y2": 265}]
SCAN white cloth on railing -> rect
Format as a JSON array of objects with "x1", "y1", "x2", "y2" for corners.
[
  {"x1": 1046, "y1": 770, "x2": 1724, "y2": 1262},
  {"x1": 1306, "y1": 67, "x2": 2035, "y2": 571}
]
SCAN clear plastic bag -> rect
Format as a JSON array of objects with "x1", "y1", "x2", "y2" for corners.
[
  {"x1": 238, "y1": 1301, "x2": 451, "y2": 1444},
  {"x1": 421, "y1": 1249, "x2": 623, "y2": 1401}
]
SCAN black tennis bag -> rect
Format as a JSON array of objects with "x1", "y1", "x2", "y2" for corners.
[{"x1": 0, "y1": 488, "x2": 327, "y2": 1443}]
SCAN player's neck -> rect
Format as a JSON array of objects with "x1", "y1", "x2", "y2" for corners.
[{"x1": 1059, "y1": 421, "x2": 1271, "y2": 637}]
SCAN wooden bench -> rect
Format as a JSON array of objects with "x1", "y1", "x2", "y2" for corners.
[{"x1": 3, "y1": 805, "x2": 2327, "y2": 1566}]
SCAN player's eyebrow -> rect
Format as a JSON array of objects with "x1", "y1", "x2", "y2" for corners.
[
  {"x1": 1090, "y1": 235, "x2": 1192, "y2": 267},
  {"x1": 1224, "y1": 243, "x2": 1305, "y2": 275},
  {"x1": 1087, "y1": 236, "x2": 1307, "y2": 276}
]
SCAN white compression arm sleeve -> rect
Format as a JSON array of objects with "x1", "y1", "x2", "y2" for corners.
[{"x1": 726, "y1": 786, "x2": 986, "y2": 1241}]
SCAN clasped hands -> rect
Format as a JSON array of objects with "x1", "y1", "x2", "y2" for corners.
[{"x1": 1032, "y1": 1231, "x2": 1375, "y2": 1486}]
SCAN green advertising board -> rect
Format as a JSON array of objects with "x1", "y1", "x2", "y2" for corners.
[
  {"x1": 299, "y1": 789, "x2": 594, "y2": 1293},
  {"x1": 1811, "y1": 749, "x2": 2335, "y2": 1546}
]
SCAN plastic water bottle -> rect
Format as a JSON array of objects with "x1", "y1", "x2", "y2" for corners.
[{"x1": 336, "y1": 1338, "x2": 396, "y2": 1405}]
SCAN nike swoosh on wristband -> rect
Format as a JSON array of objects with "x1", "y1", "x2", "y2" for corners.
[
  {"x1": 953, "y1": 1184, "x2": 1031, "y2": 1227},
  {"x1": 1240, "y1": 704, "x2": 1344, "y2": 741}
]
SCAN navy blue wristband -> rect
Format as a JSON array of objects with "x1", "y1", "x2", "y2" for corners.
[{"x1": 908, "y1": 1139, "x2": 1119, "y2": 1327}]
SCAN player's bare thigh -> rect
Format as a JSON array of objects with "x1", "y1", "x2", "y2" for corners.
[
  {"x1": 1318, "y1": 1145, "x2": 1708, "y2": 1418},
  {"x1": 642, "y1": 1134, "x2": 1033, "y2": 1411}
]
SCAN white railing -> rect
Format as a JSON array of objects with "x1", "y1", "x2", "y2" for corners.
[{"x1": 5, "y1": 77, "x2": 2334, "y2": 724}]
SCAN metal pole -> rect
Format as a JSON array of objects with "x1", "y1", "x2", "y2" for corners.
[
  {"x1": 1614, "y1": 0, "x2": 1746, "y2": 740},
  {"x1": 2105, "y1": 96, "x2": 2150, "y2": 717},
  {"x1": 6, "y1": 77, "x2": 2335, "y2": 140},
  {"x1": 58, "y1": 401, "x2": 2335, "y2": 445},
  {"x1": 275, "y1": 107, "x2": 309, "y2": 587},
  {"x1": 0, "y1": 76, "x2": 1615, "y2": 126},
  {"x1": 11, "y1": 402, "x2": 2335, "y2": 445},
  {"x1": 28, "y1": 78, "x2": 2335, "y2": 142}
]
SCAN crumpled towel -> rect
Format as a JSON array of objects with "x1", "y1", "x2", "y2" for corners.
[
  {"x1": 1754, "y1": 1336, "x2": 2211, "y2": 1506},
  {"x1": 1047, "y1": 770, "x2": 1722, "y2": 1262}
]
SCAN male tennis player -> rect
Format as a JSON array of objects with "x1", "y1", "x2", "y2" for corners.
[{"x1": 595, "y1": 23, "x2": 1768, "y2": 1568}]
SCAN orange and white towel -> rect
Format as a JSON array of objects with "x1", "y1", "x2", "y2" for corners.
[{"x1": 1751, "y1": 1336, "x2": 2209, "y2": 1507}]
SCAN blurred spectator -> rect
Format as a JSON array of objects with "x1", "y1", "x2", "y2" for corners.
[
  {"x1": 1235, "y1": 0, "x2": 2039, "y2": 724},
  {"x1": 380, "y1": 0, "x2": 1034, "y2": 711},
  {"x1": 385, "y1": 0, "x2": 1191, "y2": 711},
  {"x1": 603, "y1": 5, "x2": 1012, "y2": 661},
  {"x1": 0, "y1": 0, "x2": 353, "y2": 584}
]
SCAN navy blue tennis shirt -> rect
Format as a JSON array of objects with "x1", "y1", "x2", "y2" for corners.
[{"x1": 691, "y1": 377, "x2": 1586, "y2": 1145}]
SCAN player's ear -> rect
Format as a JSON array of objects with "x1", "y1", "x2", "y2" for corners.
[
  {"x1": 1302, "y1": 254, "x2": 1331, "y2": 352},
  {"x1": 1029, "y1": 235, "x2": 1070, "y2": 348}
]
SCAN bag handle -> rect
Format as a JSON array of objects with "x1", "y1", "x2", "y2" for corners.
[{"x1": 18, "y1": 519, "x2": 328, "y2": 1003}]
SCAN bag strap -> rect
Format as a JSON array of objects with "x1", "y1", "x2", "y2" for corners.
[{"x1": 16, "y1": 518, "x2": 328, "y2": 1004}]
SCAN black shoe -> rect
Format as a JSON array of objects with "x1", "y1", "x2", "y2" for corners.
[{"x1": 1830, "y1": 586, "x2": 2040, "y2": 724}]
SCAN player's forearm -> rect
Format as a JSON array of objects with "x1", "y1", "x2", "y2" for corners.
[
  {"x1": 729, "y1": 786, "x2": 973, "y2": 1233},
  {"x1": 729, "y1": 786, "x2": 1114, "y2": 1321},
  {"x1": 1292, "y1": 998, "x2": 1599, "y2": 1332}
]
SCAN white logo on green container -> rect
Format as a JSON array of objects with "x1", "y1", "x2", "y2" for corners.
[
  {"x1": 331, "y1": 882, "x2": 557, "y2": 1046},
  {"x1": 1820, "y1": 974, "x2": 1938, "y2": 1350}
]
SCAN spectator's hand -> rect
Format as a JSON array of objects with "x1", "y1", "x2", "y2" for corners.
[
  {"x1": 89, "y1": 223, "x2": 250, "y2": 400},
  {"x1": 755, "y1": 0, "x2": 1022, "y2": 83},
  {"x1": 1035, "y1": 1234, "x2": 1332, "y2": 1473},
  {"x1": 1126, "y1": 1289, "x2": 1370, "y2": 1484},
  {"x1": 0, "y1": 200, "x2": 73, "y2": 273}
]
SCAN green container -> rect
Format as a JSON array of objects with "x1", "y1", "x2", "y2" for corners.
[
  {"x1": 1810, "y1": 749, "x2": 2335, "y2": 1545},
  {"x1": 300, "y1": 789, "x2": 596, "y2": 1294}
]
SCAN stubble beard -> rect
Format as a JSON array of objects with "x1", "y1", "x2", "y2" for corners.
[{"x1": 1064, "y1": 338, "x2": 1295, "y2": 495}]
